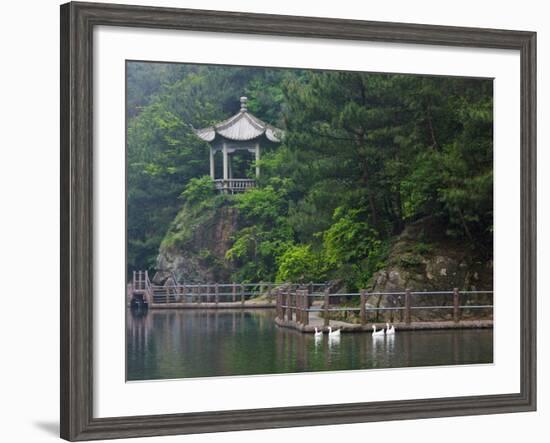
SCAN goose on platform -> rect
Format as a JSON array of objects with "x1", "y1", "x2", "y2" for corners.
[{"x1": 372, "y1": 325, "x2": 385, "y2": 337}]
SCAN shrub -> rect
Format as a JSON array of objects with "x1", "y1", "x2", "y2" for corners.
[
  {"x1": 180, "y1": 176, "x2": 215, "y2": 205},
  {"x1": 276, "y1": 244, "x2": 322, "y2": 283}
]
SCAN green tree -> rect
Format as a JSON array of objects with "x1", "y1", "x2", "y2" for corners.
[
  {"x1": 225, "y1": 181, "x2": 294, "y2": 282},
  {"x1": 180, "y1": 176, "x2": 215, "y2": 205},
  {"x1": 276, "y1": 244, "x2": 323, "y2": 283}
]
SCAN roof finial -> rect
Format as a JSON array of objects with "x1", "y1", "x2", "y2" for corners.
[{"x1": 240, "y1": 96, "x2": 248, "y2": 112}]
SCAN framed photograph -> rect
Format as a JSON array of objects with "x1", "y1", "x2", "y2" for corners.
[{"x1": 60, "y1": 1, "x2": 536, "y2": 440}]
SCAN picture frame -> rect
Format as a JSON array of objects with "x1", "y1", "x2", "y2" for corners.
[{"x1": 60, "y1": 1, "x2": 536, "y2": 441}]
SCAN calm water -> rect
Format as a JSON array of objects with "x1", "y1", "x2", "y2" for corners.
[{"x1": 127, "y1": 308, "x2": 493, "y2": 381}]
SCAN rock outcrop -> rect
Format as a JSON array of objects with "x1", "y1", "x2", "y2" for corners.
[
  {"x1": 369, "y1": 217, "x2": 493, "y2": 293},
  {"x1": 157, "y1": 200, "x2": 239, "y2": 282},
  {"x1": 365, "y1": 217, "x2": 493, "y2": 321}
]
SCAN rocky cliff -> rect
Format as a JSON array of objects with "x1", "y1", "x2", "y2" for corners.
[
  {"x1": 369, "y1": 217, "x2": 493, "y2": 293},
  {"x1": 157, "y1": 199, "x2": 239, "y2": 282}
]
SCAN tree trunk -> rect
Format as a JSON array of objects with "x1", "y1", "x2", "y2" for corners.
[
  {"x1": 361, "y1": 165, "x2": 379, "y2": 229},
  {"x1": 392, "y1": 184, "x2": 405, "y2": 234}
]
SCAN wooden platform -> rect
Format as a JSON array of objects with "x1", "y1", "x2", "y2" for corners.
[
  {"x1": 275, "y1": 287, "x2": 493, "y2": 333},
  {"x1": 149, "y1": 301, "x2": 276, "y2": 309}
]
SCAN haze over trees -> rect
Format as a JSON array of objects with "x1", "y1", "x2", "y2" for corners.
[{"x1": 127, "y1": 62, "x2": 493, "y2": 289}]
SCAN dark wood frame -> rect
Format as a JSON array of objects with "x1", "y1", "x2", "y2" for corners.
[{"x1": 60, "y1": 1, "x2": 536, "y2": 441}]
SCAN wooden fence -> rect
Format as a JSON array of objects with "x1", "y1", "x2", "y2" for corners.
[
  {"x1": 131, "y1": 271, "x2": 329, "y2": 306},
  {"x1": 276, "y1": 287, "x2": 493, "y2": 326},
  {"x1": 151, "y1": 282, "x2": 277, "y2": 305}
]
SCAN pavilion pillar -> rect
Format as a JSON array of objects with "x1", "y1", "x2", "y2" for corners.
[
  {"x1": 209, "y1": 147, "x2": 215, "y2": 179},
  {"x1": 255, "y1": 142, "x2": 260, "y2": 178},
  {"x1": 228, "y1": 154, "x2": 233, "y2": 179},
  {"x1": 222, "y1": 143, "x2": 228, "y2": 184}
]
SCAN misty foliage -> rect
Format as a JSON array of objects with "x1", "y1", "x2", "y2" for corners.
[{"x1": 127, "y1": 62, "x2": 493, "y2": 287}]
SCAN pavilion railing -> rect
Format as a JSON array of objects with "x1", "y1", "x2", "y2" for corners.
[{"x1": 214, "y1": 178, "x2": 256, "y2": 193}]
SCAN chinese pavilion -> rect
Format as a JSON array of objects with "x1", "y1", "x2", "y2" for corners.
[{"x1": 194, "y1": 97, "x2": 283, "y2": 193}]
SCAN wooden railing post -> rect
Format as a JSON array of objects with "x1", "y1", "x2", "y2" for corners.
[
  {"x1": 215, "y1": 283, "x2": 219, "y2": 306},
  {"x1": 303, "y1": 290, "x2": 308, "y2": 323},
  {"x1": 276, "y1": 289, "x2": 281, "y2": 319},
  {"x1": 260, "y1": 281, "x2": 264, "y2": 298},
  {"x1": 287, "y1": 291, "x2": 292, "y2": 322},
  {"x1": 405, "y1": 288, "x2": 411, "y2": 324},
  {"x1": 296, "y1": 289, "x2": 301, "y2": 324},
  {"x1": 182, "y1": 284, "x2": 186, "y2": 303},
  {"x1": 324, "y1": 289, "x2": 330, "y2": 327},
  {"x1": 241, "y1": 284, "x2": 245, "y2": 306},
  {"x1": 198, "y1": 284, "x2": 202, "y2": 306},
  {"x1": 267, "y1": 284, "x2": 273, "y2": 304},
  {"x1": 232, "y1": 282, "x2": 236, "y2": 303},
  {"x1": 302, "y1": 290, "x2": 309, "y2": 326},
  {"x1": 300, "y1": 290, "x2": 304, "y2": 324},
  {"x1": 360, "y1": 289, "x2": 367, "y2": 326},
  {"x1": 453, "y1": 288, "x2": 460, "y2": 323}
]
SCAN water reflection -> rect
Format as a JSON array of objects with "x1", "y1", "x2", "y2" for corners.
[
  {"x1": 387, "y1": 333, "x2": 395, "y2": 354},
  {"x1": 314, "y1": 333, "x2": 323, "y2": 348},
  {"x1": 127, "y1": 309, "x2": 493, "y2": 381}
]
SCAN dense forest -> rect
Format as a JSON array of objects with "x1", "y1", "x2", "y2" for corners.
[{"x1": 127, "y1": 61, "x2": 493, "y2": 290}]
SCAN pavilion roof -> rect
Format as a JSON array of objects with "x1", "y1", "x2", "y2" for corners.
[{"x1": 194, "y1": 97, "x2": 283, "y2": 143}]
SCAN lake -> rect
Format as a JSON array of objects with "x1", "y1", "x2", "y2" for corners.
[{"x1": 127, "y1": 308, "x2": 493, "y2": 381}]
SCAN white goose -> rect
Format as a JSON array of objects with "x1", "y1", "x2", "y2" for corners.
[
  {"x1": 328, "y1": 326, "x2": 341, "y2": 337},
  {"x1": 372, "y1": 325, "x2": 385, "y2": 337},
  {"x1": 386, "y1": 322, "x2": 396, "y2": 335},
  {"x1": 314, "y1": 327, "x2": 323, "y2": 337}
]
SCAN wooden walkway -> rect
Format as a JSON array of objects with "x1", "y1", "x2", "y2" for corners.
[
  {"x1": 146, "y1": 300, "x2": 275, "y2": 309},
  {"x1": 129, "y1": 270, "x2": 327, "y2": 309}
]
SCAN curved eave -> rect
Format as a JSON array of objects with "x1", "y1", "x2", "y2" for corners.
[
  {"x1": 265, "y1": 127, "x2": 283, "y2": 143},
  {"x1": 194, "y1": 126, "x2": 216, "y2": 142}
]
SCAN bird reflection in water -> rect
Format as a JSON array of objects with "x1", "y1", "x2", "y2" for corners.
[
  {"x1": 314, "y1": 333, "x2": 323, "y2": 348},
  {"x1": 328, "y1": 333, "x2": 341, "y2": 349}
]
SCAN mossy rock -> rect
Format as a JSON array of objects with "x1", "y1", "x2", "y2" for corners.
[{"x1": 157, "y1": 195, "x2": 240, "y2": 282}]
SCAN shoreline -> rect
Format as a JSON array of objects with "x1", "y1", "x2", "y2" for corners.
[{"x1": 274, "y1": 317, "x2": 493, "y2": 333}]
